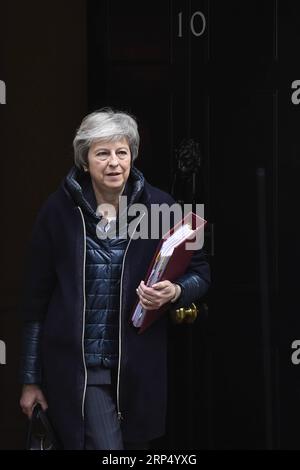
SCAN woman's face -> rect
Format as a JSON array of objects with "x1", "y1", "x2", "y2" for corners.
[{"x1": 87, "y1": 137, "x2": 131, "y2": 194}]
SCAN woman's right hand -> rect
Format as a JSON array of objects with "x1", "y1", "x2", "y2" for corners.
[{"x1": 20, "y1": 384, "x2": 48, "y2": 419}]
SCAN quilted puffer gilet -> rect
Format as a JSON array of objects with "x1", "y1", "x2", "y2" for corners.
[{"x1": 65, "y1": 167, "x2": 143, "y2": 368}]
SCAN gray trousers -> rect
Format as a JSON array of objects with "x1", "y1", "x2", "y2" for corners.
[
  {"x1": 84, "y1": 384, "x2": 124, "y2": 450},
  {"x1": 84, "y1": 368, "x2": 150, "y2": 450}
]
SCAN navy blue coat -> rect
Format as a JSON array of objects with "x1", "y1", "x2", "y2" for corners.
[{"x1": 21, "y1": 166, "x2": 210, "y2": 449}]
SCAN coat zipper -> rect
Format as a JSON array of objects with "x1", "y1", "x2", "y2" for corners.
[
  {"x1": 77, "y1": 206, "x2": 88, "y2": 419},
  {"x1": 117, "y1": 211, "x2": 146, "y2": 420}
]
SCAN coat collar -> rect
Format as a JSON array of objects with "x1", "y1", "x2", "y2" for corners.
[{"x1": 62, "y1": 165, "x2": 147, "y2": 220}]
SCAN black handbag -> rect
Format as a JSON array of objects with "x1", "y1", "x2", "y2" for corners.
[{"x1": 26, "y1": 404, "x2": 61, "y2": 450}]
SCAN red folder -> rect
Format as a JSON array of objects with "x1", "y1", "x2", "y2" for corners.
[{"x1": 131, "y1": 211, "x2": 206, "y2": 333}]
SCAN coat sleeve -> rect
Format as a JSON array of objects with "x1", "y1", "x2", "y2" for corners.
[
  {"x1": 19, "y1": 205, "x2": 57, "y2": 384},
  {"x1": 170, "y1": 248, "x2": 211, "y2": 310},
  {"x1": 19, "y1": 321, "x2": 43, "y2": 384},
  {"x1": 161, "y1": 194, "x2": 211, "y2": 309},
  {"x1": 20, "y1": 205, "x2": 57, "y2": 322}
]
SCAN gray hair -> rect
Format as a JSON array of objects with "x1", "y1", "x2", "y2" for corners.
[{"x1": 73, "y1": 107, "x2": 140, "y2": 169}]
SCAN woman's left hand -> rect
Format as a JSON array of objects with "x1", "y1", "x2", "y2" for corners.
[{"x1": 136, "y1": 280, "x2": 178, "y2": 310}]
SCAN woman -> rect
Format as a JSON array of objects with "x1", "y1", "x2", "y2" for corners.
[{"x1": 19, "y1": 108, "x2": 210, "y2": 450}]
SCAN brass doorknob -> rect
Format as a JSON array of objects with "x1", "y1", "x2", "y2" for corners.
[{"x1": 171, "y1": 302, "x2": 198, "y2": 324}]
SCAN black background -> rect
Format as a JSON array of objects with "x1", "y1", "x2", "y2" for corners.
[{"x1": 0, "y1": 0, "x2": 299, "y2": 450}]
